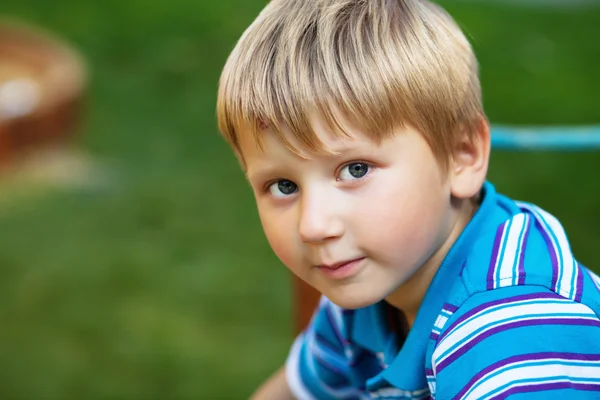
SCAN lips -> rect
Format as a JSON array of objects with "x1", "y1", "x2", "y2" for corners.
[
  {"x1": 318, "y1": 257, "x2": 365, "y2": 270},
  {"x1": 315, "y1": 257, "x2": 366, "y2": 280}
]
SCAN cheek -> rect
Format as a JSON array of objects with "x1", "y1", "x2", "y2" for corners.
[
  {"x1": 356, "y1": 164, "x2": 449, "y2": 262},
  {"x1": 257, "y1": 204, "x2": 299, "y2": 271}
]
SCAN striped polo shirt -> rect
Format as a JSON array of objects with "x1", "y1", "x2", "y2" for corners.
[{"x1": 285, "y1": 181, "x2": 600, "y2": 399}]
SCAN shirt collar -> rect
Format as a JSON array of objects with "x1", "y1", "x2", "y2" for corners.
[{"x1": 351, "y1": 181, "x2": 514, "y2": 390}]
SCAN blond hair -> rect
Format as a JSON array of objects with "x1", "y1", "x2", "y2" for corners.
[{"x1": 217, "y1": 0, "x2": 484, "y2": 167}]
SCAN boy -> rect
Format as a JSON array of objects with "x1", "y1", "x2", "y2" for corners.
[{"x1": 216, "y1": 0, "x2": 600, "y2": 398}]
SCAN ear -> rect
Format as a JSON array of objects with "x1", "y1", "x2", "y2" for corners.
[{"x1": 449, "y1": 116, "x2": 491, "y2": 199}]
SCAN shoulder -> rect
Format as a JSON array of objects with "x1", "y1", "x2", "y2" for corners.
[
  {"x1": 459, "y1": 200, "x2": 600, "y2": 307},
  {"x1": 431, "y1": 285, "x2": 600, "y2": 399},
  {"x1": 430, "y1": 197, "x2": 600, "y2": 397}
]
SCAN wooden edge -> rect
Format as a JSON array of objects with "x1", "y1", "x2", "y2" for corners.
[{"x1": 292, "y1": 275, "x2": 322, "y2": 335}]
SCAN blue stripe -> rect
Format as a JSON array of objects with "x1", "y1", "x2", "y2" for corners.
[
  {"x1": 483, "y1": 375, "x2": 600, "y2": 399},
  {"x1": 465, "y1": 359, "x2": 600, "y2": 399},
  {"x1": 512, "y1": 216, "x2": 528, "y2": 286},
  {"x1": 438, "y1": 299, "x2": 571, "y2": 348},
  {"x1": 436, "y1": 311, "x2": 594, "y2": 363},
  {"x1": 533, "y1": 208, "x2": 565, "y2": 294}
]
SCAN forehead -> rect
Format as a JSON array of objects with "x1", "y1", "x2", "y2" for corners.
[{"x1": 238, "y1": 117, "x2": 379, "y2": 165}]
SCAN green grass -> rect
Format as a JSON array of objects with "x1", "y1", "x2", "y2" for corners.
[{"x1": 0, "y1": 0, "x2": 598, "y2": 398}]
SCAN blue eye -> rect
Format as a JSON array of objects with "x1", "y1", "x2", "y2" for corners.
[
  {"x1": 339, "y1": 163, "x2": 370, "y2": 181},
  {"x1": 268, "y1": 179, "x2": 298, "y2": 198}
]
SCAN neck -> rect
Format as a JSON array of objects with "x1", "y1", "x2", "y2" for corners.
[{"x1": 385, "y1": 196, "x2": 479, "y2": 328}]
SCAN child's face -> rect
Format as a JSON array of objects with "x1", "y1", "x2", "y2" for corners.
[{"x1": 241, "y1": 118, "x2": 459, "y2": 310}]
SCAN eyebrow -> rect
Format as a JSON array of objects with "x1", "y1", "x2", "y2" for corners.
[
  {"x1": 245, "y1": 165, "x2": 279, "y2": 183},
  {"x1": 244, "y1": 140, "x2": 377, "y2": 182}
]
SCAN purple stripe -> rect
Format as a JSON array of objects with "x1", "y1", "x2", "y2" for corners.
[
  {"x1": 325, "y1": 303, "x2": 348, "y2": 346},
  {"x1": 348, "y1": 348, "x2": 370, "y2": 367},
  {"x1": 431, "y1": 304, "x2": 457, "y2": 342},
  {"x1": 575, "y1": 263, "x2": 584, "y2": 303},
  {"x1": 452, "y1": 352, "x2": 600, "y2": 400},
  {"x1": 436, "y1": 292, "x2": 561, "y2": 344},
  {"x1": 437, "y1": 318, "x2": 600, "y2": 373},
  {"x1": 315, "y1": 331, "x2": 344, "y2": 353},
  {"x1": 459, "y1": 261, "x2": 467, "y2": 277},
  {"x1": 487, "y1": 223, "x2": 507, "y2": 290},
  {"x1": 443, "y1": 303, "x2": 459, "y2": 313},
  {"x1": 492, "y1": 382, "x2": 600, "y2": 399},
  {"x1": 517, "y1": 216, "x2": 532, "y2": 285},
  {"x1": 533, "y1": 215, "x2": 560, "y2": 291},
  {"x1": 323, "y1": 377, "x2": 353, "y2": 390},
  {"x1": 312, "y1": 351, "x2": 348, "y2": 377}
]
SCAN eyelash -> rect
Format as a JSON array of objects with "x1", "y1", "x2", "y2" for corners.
[
  {"x1": 262, "y1": 161, "x2": 375, "y2": 195},
  {"x1": 335, "y1": 161, "x2": 372, "y2": 182}
]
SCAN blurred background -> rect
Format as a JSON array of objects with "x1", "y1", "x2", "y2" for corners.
[{"x1": 0, "y1": 0, "x2": 598, "y2": 398}]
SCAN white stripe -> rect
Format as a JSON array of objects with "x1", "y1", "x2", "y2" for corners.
[
  {"x1": 286, "y1": 312, "x2": 361, "y2": 400},
  {"x1": 491, "y1": 220, "x2": 511, "y2": 289},
  {"x1": 498, "y1": 214, "x2": 526, "y2": 288},
  {"x1": 512, "y1": 214, "x2": 530, "y2": 286},
  {"x1": 433, "y1": 300, "x2": 596, "y2": 369},
  {"x1": 572, "y1": 258, "x2": 580, "y2": 298},
  {"x1": 326, "y1": 299, "x2": 345, "y2": 333},
  {"x1": 435, "y1": 298, "x2": 572, "y2": 359},
  {"x1": 427, "y1": 370, "x2": 437, "y2": 397},
  {"x1": 533, "y1": 206, "x2": 576, "y2": 299},
  {"x1": 286, "y1": 335, "x2": 319, "y2": 400},
  {"x1": 517, "y1": 202, "x2": 578, "y2": 299},
  {"x1": 317, "y1": 295, "x2": 329, "y2": 308},
  {"x1": 429, "y1": 308, "x2": 455, "y2": 396},
  {"x1": 306, "y1": 332, "x2": 351, "y2": 375},
  {"x1": 434, "y1": 314, "x2": 449, "y2": 330},
  {"x1": 441, "y1": 308, "x2": 454, "y2": 316},
  {"x1": 516, "y1": 203, "x2": 562, "y2": 287},
  {"x1": 465, "y1": 360, "x2": 600, "y2": 400},
  {"x1": 428, "y1": 381, "x2": 436, "y2": 397},
  {"x1": 370, "y1": 386, "x2": 430, "y2": 399},
  {"x1": 322, "y1": 297, "x2": 355, "y2": 360},
  {"x1": 462, "y1": 357, "x2": 600, "y2": 399}
]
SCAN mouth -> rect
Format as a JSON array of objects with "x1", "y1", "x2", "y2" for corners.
[
  {"x1": 318, "y1": 257, "x2": 365, "y2": 270},
  {"x1": 316, "y1": 257, "x2": 366, "y2": 280}
]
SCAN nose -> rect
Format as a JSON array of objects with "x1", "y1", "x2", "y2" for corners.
[{"x1": 299, "y1": 189, "x2": 344, "y2": 243}]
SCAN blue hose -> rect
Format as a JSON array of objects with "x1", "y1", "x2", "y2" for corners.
[{"x1": 491, "y1": 125, "x2": 600, "y2": 151}]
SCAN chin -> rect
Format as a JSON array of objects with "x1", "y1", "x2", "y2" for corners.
[{"x1": 323, "y1": 288, "x2": 385, "y2": 310}]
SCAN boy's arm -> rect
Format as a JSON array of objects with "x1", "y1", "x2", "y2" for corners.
[
  {"x1": 432, "y1": 286, "x2": 600, "y2": 399},
  {"x1": 250, "y1": 366, "x2": 295, "y2": 400}
]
